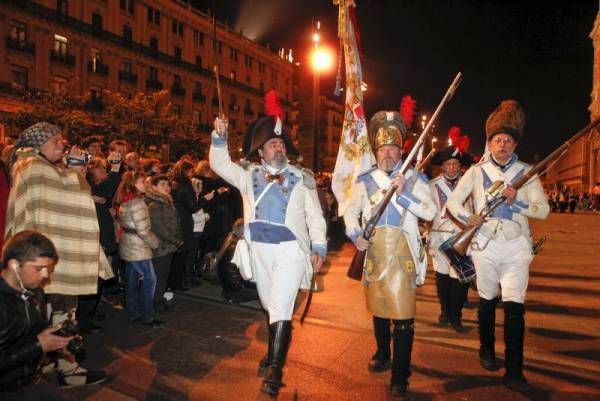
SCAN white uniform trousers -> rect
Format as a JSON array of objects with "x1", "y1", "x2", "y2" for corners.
[
  {"x1": 252, "y1": 240, "x2": 307, "y2": 323},
  {"x1": 431, "y1": 246, "x2": 459, "y2": 279},
  {"x1": 471, "y1": 234, "x2": 533, "y2": 303}
]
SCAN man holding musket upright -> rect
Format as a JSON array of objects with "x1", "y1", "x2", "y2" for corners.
[
  {"x1": 428, "y1": 128, "x2": 473, "y2": 332},
  {"x1": 446, "y1": 100, "x2": 549, "y2": 391},
  {"x1": 209, "y1": 90, "x2": 326, "y2": 397},
  {"x1": 344, "y1": 111, "x2": 436, "y2": 397}
]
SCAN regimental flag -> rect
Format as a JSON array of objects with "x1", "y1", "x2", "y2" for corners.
[{"x1": 331, "y1": 0, "x2": 375, "y2": 216}]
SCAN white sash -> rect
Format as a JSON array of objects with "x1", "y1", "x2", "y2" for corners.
[
  {"x1": 370, "y1": 169, "x2": 407, "y2": 216},
  {"x1": 480, "y1": 162, "x2": 523, "y2": 187}
]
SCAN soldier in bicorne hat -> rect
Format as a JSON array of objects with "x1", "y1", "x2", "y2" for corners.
[
  {"x1": 446, "y1": 100, "x2": 549, "y2": 391},
  {"x1": 343, "y1": 110, "x2": 436, "y2": 398},
  {"x1": 428, "y1": 127, "x2": 474, "y2": 333},
  {"x1": 209, "y1": 90, "x2": 327, "y2": 397}
]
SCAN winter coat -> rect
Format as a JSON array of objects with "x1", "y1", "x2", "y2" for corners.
[
  {"x1": 145, "y1": 189, "x2": 182, "y2": 257},
  {"x1": 89, "y1": 171, "x2": 120, "y2": 255},
  {"x1": 118, "y1": 196, "x2": 159, "y2": 261},
  {"x1": 171, "y1": 177, "x2": 208, "y2": 250}
]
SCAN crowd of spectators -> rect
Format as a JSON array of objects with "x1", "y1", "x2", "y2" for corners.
[
  {"x1": 546, "y1": 185, "x2": 600, "y2": 214},
  {"x1": 0, "y1": 121, "x2": 349, "y2": 398}
]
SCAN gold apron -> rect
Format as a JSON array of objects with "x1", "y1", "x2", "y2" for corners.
[{"x1": 364, "y1": 227, "x2": 416, "y2": 319}]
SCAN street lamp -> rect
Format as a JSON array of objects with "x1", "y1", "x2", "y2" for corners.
[{"x1": 311, "y1": 21, "x2": 332, "y2": 172}]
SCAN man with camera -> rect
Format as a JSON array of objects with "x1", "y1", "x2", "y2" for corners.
[
  {"x1": 0, "y1": 230, "x2": 76, "y2": 400},
  {"x1": 6, "y1": 122, "x2": 107, "y2": 387}
]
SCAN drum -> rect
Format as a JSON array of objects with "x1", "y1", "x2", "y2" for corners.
[{"x1": 439, "y1": 237, "x2": 476, "y2": 284}]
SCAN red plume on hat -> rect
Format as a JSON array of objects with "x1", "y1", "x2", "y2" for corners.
[
  {"x1": 448, "y1": 126, "x2": 461, "y2": 146},
  {"x1": 264, "y1": 89, "x2": 283, "y2": 120},
  {"x1": 456, "y1": 135, "x2": 470, "y2": 153},
  {"x1": 400, "y1": 95, "x2": 416, "y2": 130},
  {"x1": 402, "y1": 138, "x2": 414, "y2": 154}
]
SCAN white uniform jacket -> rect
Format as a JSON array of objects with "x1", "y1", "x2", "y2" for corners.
[
  {"x1": 209, "y1": 137, "x2": 327, "y2": 290},
  {"x1": 344, "y1": 166, "x2": 437, "y2": 285},
  {"x1": 428, "y1": 175, "x2": 472, "y2": 250},
  {"x1": 446, "y1": 157, "x2": 549, "y2": 243}
]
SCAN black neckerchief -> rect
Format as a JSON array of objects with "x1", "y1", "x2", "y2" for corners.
[{"x1": 491, "y1": 155, "x2": 511, "y2": 171}]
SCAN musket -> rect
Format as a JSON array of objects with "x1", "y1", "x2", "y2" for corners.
[
  {"x1": 347, "y1": 72, "x2": 463, "y2": 280},
  {"x1": 444, "y1": 116, "x2": 600, "y2": 259}
]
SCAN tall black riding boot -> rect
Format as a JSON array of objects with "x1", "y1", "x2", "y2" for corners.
[
  {"x1": 390, "y1": 319, "x2": 414, "y2": 397},
  {"x1": 478, "y1": 297, "x2": 501, "y2": 371},
  {"x1": 449, "y1": 277, "x2": 469, "y2": 333},
  {"x1": 261, "y1": 320, "x2": 292, "y2": 397},
  {"x1": 369, "y1": 316, "x2": 391, "y2": 372},
  {"x1": 258, "y1": 315, "x2": 273, "y2": 377},
  {"x1": 503, "y1": 302, "x2": 529, "y2": 391},
  {"x1": 435, "y1": 272, "x2": 451, "y2": 325}
]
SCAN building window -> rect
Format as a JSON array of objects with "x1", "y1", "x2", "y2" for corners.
[
  {"x1": 120, "y1": 0, "x2": 134, "y2": 14},
  {"x1": 173, "y1": 74, "x2": 182, "y2": 87},
  {"x1": 57, "y1": 0, "x2": 68, "y2": 16},
  {"x1": 195, "y1": 55, "x2": 202, "y2": 69},
  {"x1": 213, "y1": 40, "x2": 222, "y2": 54},
  {"x1": 90, "y1": 85, "x2": 103, "y2": 102},
  {"x1": 172, "y1": 19, "x2": 183, "y2": 36},
  {"x1": 90, "y1": 48, "x2": 102, "y2": 71},
  {"x1": 172, "y1": 105, "x2": 181, "y2": 118},
  {"x1": 11, "y1": 65, "x2": 28, "y2": 88},
  {"x1": 230, "y1": 48, "x2": 238, "y2": 61},
  {"x1": 121, "y1": 59, "x2": 132, "y2": 74},
  {"x1": 230, "y1": 71, "x2": 236, "y2": 82},
  {"x1": 193, "y1": 110, "x2": 201, "y2": 124},
  {"x1": 174, "y1": 46, "x2": 182, "y2": 61},
  {"x1": 53, "y1": 76, "x2": 68, "y2": 94},
  {"x1": 194, "y1": 82, "x2": 202, "y2": 93},
  {"x1": 10, "y1": 21, "x2": 27, "y2": 44},
  {"x1": 259, "y1": 82, "x2": 264, "y2": 93},
  {"x1": 54, "y1": 34, "x2": 68, "y2": 57},
  {"x1": 258, "y1": 62, "x2": 265, "y2": 73},
  {"x1": 148, "y1": 66, "x2": 158, "y2": 81},
  {"x1": 122, "y1": 25, "x2": 132, "y2": 42},
  {"x1": 271, "y1": 69, "x2": 278, "y2": 82},
  {"x1": 244, "y1": 54, "x2": 252, "y2": 68},
  {"x1": 149, "y1": 36, "x2": 158, "y2": 52},
  {"x1": 193, "y1": 30, "x2": 204, "y2": 47},
  {"x1": 91, "y1": 13, "x2": 103, "y2": 32},
  {"x1": 147, "y1": 7, "x2": 160, "y2": 25},
  {"x1": 246, "y1": 75, "x2": 251, "y2": 85}
]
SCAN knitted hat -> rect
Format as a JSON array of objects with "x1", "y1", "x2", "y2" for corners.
[
  {"x1": 485, "y1": 100, "x2": 526, "y2": 142},
  {"x1": 369, "y1": 111, "x2": 406, "y2": 150},
  {"x1": 9, "y1": 122, "x2": 63, "y2": 170}
]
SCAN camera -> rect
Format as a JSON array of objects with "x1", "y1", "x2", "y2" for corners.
[{"x1": 56, "y1": 319, "x2": 85, "y2": 360}]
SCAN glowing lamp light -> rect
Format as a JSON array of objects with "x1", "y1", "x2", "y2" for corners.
[
  {"x1": 311, "y1": 48, "x2": 333, "y2": 72},
  {"x1": 313, "y1": 33, "x2": 320, "y2": 44}
]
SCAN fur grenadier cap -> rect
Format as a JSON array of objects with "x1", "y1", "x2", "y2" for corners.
[
  {"x1": 369, "y1": 111, "x2": 406, "y2": 151},
  {"x1": 242, "y1": 90, "x2": 299, "y2": 158},
  {"x1": 485, "y1": 100, "x2": 526, "y2": 142}
]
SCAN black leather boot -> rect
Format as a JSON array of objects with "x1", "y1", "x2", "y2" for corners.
[
  {"x1": 503, "y1": 302, "x2": 530, "y2": 391},
  {"x1": 478, "y1": 297, "x2": 502, "y2": 371},
  {"x1": 449, "y1": 278, "x2": 469, "y2": 333},
  {"x1": 435, "y1": 272, "x2": 451, "y2": 325},
  {"x1": 258, "y1": 316, "x2": 273, "y2": 377},
  {"x1": 261, "y1": 320, "x2": 292, "y2": 397},
  {"x1": 369, "y1": 316, "x2": 391, "y2": 372},
  {"x1": 390, "y1": 319, "x2": 414, "y2": 397}
]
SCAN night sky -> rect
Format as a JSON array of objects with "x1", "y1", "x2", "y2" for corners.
[{"x1": 195, "y1": 0, "x2": 598, "y2": 161}]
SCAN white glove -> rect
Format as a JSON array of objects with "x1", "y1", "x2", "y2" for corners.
[{"x1": 214, "y1": 116, "x2": 229, "y2": 138}]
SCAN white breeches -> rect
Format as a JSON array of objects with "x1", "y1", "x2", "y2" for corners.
[
  {"x1": 431, "y1": 247, "x2": 459, "y2": 279},
  {"x1": 471, "y1": 234, "x2": 533, "y2": 303},
  {"x1": 252, "y1": 240, "x2": 307, "y2": 323}
]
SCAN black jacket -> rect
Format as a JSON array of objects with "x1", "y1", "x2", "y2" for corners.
[
  {"x1": 89, "y1": 171, "x2": 121, "y2": 255},
  {"x1": 172, "y1": 177, "x2": 208, "y2": 251},
  {"x1": 0, "y1": 278, "x2": 46, "y2": 391}
]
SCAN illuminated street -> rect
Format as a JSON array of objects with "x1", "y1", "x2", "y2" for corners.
[{"x1": 67, "y1": 212, "x2": 600, "y2": 401}]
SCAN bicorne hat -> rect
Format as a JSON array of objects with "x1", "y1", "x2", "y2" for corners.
[{"x1": 431, "y1": 126, "x2": 473, "y2": 167}]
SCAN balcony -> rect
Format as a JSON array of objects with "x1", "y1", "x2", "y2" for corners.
[
  {"x1": 87, "y1": 61, "x2": 109, "y2": 75},
  {"x1": 171, "y1": 85, "x2": 186, "y2": 97},
  {"x1": 192, "y1": 92, "x2": 206, "y2": 103},
  {"x1": 118, "y1": 70, "x2": 137, "y2": 84},
  {"x1": 50, "y1": 50, "x2": 75, "y2": 67},
  {"x1": 146, "y1": 79, "x2": 163, "y2": 90},
  {"x1": 5, "y1": 37, "x2": 35, "y2": 54},
  {"x1": 85, "y1": 99, "x2": 104, "y2": 112}
]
